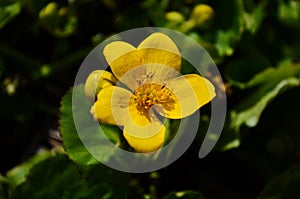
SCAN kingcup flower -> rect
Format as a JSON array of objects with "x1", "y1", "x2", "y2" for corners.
[{"x1": 85, "y1": 33, "x2": 216, "y2": 153}]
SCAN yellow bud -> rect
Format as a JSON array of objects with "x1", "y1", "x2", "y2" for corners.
[
  {"x1": 166, "y1": 11, "x2": 185, "y2": 23},
  {"x1": 84, "y1": 70, "x2": 118, "y2": 101},
  {"x1": 191, "y1": 4, "x2": 214, "y2": 28}
]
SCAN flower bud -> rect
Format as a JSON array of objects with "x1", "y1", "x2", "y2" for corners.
[
  {"x1": 84, "y1": 70, "x2": 117, "y2": 101},
  {"x1": 166, "y1": 11, "x2": 185, "y2": 24},
  {"x1": 191, "y1": 4, "x2": 214, "y2": 28}
]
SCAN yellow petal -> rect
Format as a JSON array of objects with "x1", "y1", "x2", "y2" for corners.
[
  {"x1": 103, "y1": 41, "x2": 136, "y2": 66},
  {"x1": 138, "y1": 33, "x2": 181, "y2": 73},
  {"x1": 104, "y1": 33, "x2": 181, "y2": 81},
  {"x1": 144, "y1": 49, "x2": 181, "y2": 72},
  {"x1": 138, "y1": 33, "x2": 180, "y2": 56},
  {"x1": 158, "y1": 74, "x2": 215, "y2": 119},
  {"x1": 107, "y1": 50, "x2": 143, "y2": 80},
  {"x1": 92, "y1": 86, "x2": 132, "y2": 125},
  {"x1": 84, "y1": 70, "x2": 118, "y2": 101},
  {"x1": 105, "y1": 49, "x2": 181, "y2": 84},
  {"x1": 123, "y1": 122, "x2": 166, "y2": 153},
  {"x1": 103, "y1": 41, "x2": 141, "y2": 80},
  {"x1": 184, "y1": 74, "x2": 216, "y2": 107}
]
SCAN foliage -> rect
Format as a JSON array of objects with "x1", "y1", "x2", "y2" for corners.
[{"x1": 1, "y1": 0, "x2": 300, "y2": 198}]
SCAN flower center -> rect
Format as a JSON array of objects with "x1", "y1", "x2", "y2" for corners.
[{"x1": 133, "y1": 83, "x2": 174, "y2": 115}]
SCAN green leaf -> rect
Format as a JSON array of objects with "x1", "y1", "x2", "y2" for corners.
[
  {"x1": 258, "y1": 166, "x2": 300, "y2": 199},
  {"x1": 230, "y1": 61, "x2": 300, "y2": 131},
  {"x1": 77, "y1": 164, "x2": 129, "y2": 199},
  {"x1": 224, "y1": 32, "x2": 271, "y2": 83},
  {"x1": 6, "y1": 150, "x2": 52, "y2": 188},
  {"x1": 214, "y1": 0, "x2": 244, "y2": 56},
  {"x1": 215, "y1": 30, "x2": 235, "y2": 56},
  {"x1": 59, "y1": 85, "x2": 99, "y2": 166},
  {"x1": 278, "y1": 0, "x2": 300, "y2": 28},
  {"x1": 10, "y1": 154, "x2": 81, "y2": 199},
  {"x1": 0, "y1": 1, "x2": 21, "y2": 29},
  {"x1": 10, "y1": 154, "x2": 129, "y2": 199},
  {"x1": 60, "y1": 85, "x2": 123, "y2": 167},
  {"x1": 243, "y1": 3, "x2": 265, "y2": 34},
  {"x1": 163, "y1": 190, "x2": 205, "y2": 199},
  {"x1": 244, "y1": 62, "x2": 300, "y2": 88},
  {"x1": 232, "y1": 77, "x2": 299, "y2": 129}
]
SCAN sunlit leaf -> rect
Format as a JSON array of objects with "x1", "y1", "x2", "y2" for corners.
[
  {"x1": 9, "y1": 154, "x2": 129, "y2": 199},
  {"x1": 0, "y1": 1, "x2": 21, "y2": 29},
  {"x1": 10, "y1": 154, "x2": 81, "y2": 199},
  {"x1": 231, "y1": 61, "x2": 300, "y2": 131},
  {"x1": 6, "y1": 151, "x2": 52, "y2": 188},
  {"x1": 232, "y1": 77, "x2": 299, "y2": 129}
]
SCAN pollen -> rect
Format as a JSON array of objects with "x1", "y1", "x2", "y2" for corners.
[{"x1": 133, "y1": 83, "x2": 174, "y2": 115}]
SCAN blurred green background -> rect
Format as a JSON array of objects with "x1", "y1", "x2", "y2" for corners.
[{"x1": 1, "y1": 0, "x2": 300, "y2": 198}]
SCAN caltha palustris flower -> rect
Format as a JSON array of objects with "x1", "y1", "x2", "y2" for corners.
[{"x1": 85, "y1": 33, "x2": 216, "y2": 153}]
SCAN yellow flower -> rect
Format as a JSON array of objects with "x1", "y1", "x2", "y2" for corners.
[{"x1": 85, "y1": 33, "x2": 216, "y2": 153}]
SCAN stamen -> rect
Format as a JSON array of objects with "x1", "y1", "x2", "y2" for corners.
[{"x1": 133, "y1": 83, "x2": 175, "y2": 115}]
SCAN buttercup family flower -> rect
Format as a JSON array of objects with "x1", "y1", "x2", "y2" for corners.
[{"x1": 85, "y1": 33, "x2": 216, "y2": 153}]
